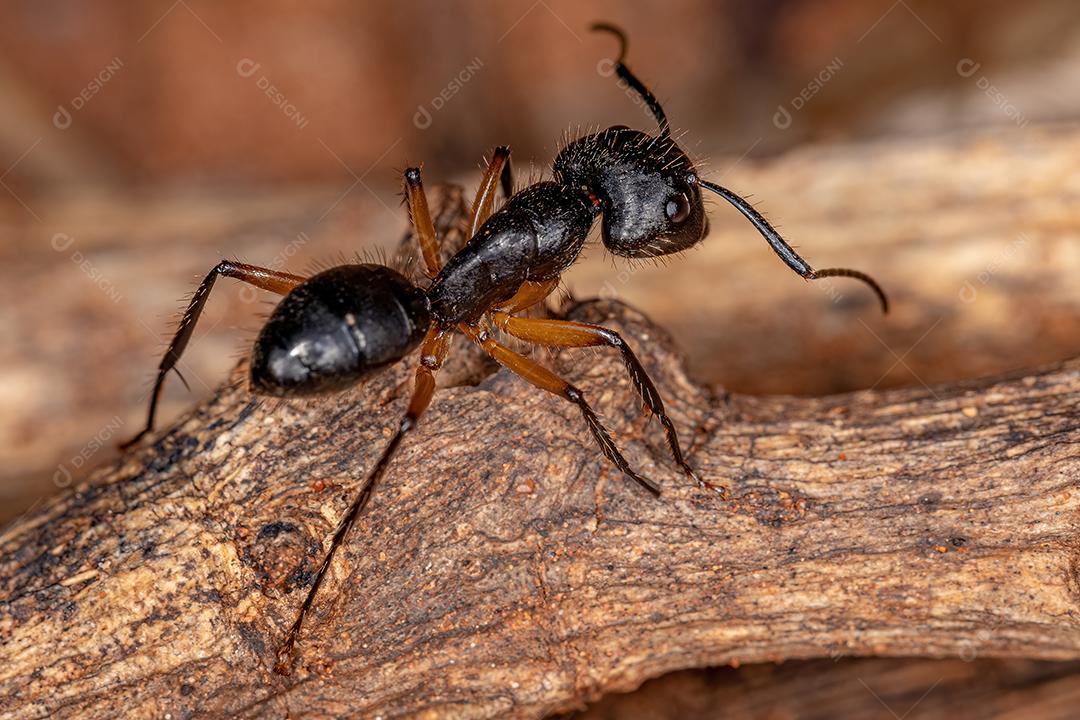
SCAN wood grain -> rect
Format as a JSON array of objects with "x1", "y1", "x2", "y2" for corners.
[
  {"x1": 1, "y1": 296, "x2": 1078, "y2": 718},
  {"x1": 3, "y1": 123, "x2": 1080, "y2": 718}
]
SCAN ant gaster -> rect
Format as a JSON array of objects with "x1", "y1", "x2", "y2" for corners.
[{"x1": 119, "y1": 24, "x2": 888, "y2": 675}]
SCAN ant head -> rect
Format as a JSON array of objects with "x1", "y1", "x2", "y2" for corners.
[
  {"x1": 571, "y1": 126, "x2": 708, "y2": 258},
  {"x1": 564, "y1": 23, "x2": 887, "y2": 311},
  {"x1": 555, "y1": 25, "x2": 708, "y2": 259}
]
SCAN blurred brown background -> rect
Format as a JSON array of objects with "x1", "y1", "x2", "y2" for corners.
[
  {"x1": 2, "y1": 1, "x2": 1080, "y2": 717},
  {"x1": 2, "y1": 0, "x2": 1079, "y2": 186}
]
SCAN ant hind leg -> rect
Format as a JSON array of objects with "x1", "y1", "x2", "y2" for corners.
[
  {"x1": 274, "y1": 327, "x2": 451, "y2": 675},
  {"x1": 120, "y1": 261, "x2": 305, "y2": 449}
]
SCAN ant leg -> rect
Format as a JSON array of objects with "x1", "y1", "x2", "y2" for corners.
[
  {"x1": 466, "y1": 146, "x2": 510, "y2": 239},
  {"x1": 275, "y1": 327, "x2": 451, "y2": 675},
  {"x1": 492, "y1": 278, "x2": 559, "y2": 315},
  {"x1": 399, "y1": 183, "x2": 469, "y2": 265},
  {"x1": 492, "y1": 313, "x2": 711, "y2": 490},
  {"x1": 461, "y1": 325, "x2": 660, "y2": 496},
  {"x1": 120, "y1": 261, "x2": 305, "y2": 449},
  {"x1": 403, "y1": 167, "x2": 442, "y2": 278}
]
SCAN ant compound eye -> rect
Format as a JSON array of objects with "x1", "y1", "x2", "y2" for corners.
[{"x1": 665, "y1": 193, "x2": 691, "y2": 224}]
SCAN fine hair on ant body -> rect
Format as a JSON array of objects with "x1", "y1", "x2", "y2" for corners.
[{"x1": 119, "y1": 23, "x2": 888, "y2": 675}]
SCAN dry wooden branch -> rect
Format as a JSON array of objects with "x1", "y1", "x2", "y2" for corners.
[{"x1": 1, "y1": 298, "x2": 1078, "y2": 719}]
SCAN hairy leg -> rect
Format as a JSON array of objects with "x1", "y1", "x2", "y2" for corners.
[{"x1": 120, "y1": 261, "x2": 305, "y2": 448}]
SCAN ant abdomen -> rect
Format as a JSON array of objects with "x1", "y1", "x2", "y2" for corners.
[{"x1": 250, "y1": 264, "x2": 431, "y2": 397}]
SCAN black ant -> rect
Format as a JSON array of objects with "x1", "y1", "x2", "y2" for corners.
[{"x1": 119, "y1": 24, "x2": 888, "y2": 675}]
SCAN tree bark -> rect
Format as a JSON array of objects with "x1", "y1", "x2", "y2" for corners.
[{"x1": 1, "y1": 296, "x2": 1078, "y2": 719}]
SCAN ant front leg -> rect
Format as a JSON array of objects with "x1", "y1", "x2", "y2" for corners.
[
  {"x1": 491, "y1": 313, "x2": 717, "y2": 492},
  {"x1": 120, "y1": 261, "x2": 305, "y2": 449},
  {"x1": 462, "y1": 324, "x2": 660, "y2": 496},
  {"x1": 275, "y1": 327, "x2": 452, "y2": 675}
]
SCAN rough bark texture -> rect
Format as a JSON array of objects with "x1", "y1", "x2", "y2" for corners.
[
  {"x1": 6, "y1": 125, "x2": 1080, "y2": 522},
  {"x1": 1, "y1": 295, "x2": 1078, "y2": 718},
  {"x1": 3, "y1": 123, "x2": 1080, "y2": 718}
]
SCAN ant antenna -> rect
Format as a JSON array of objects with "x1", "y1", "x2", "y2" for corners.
[
  {"x1": 591, "y1": 22, "x2": 671, "y2": 140},
  {"x1": 699, "y1": 179, "x2": 889, "y2": 313}
]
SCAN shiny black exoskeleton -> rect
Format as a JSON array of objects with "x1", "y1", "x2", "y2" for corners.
[
  {"x1": 427, "y1": 181, "x2": 598, "y2": 325},
  {"x1": 555, "y1": 126, "x2": 708, "y2": 258},
  {"x1": 425, "y1": 125, "x2": 713, "y2": 327},
  {"x1": 251, "y1": 265, "x2": 430, "y2": 396},
  {"x1": 119, "y1": 23, "x2": 889, "y2": 675}
]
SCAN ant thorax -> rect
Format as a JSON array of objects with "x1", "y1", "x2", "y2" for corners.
[{"x1": 426, "y1": 181, "x2": 597, "y2": 327}]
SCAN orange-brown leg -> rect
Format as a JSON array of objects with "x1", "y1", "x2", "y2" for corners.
[
  {"x1": 462, "y1": 325, "x2": 659, "y2": 496},
  {"x1": 403, "y1": 167, "x2": 442, "y2": 278},
  {"x1": 493, "y1": 278, "x2": 559, "y2": 315},
  {"x1": 120, "y1": 260, "x2": 305, "y2": 449},
  {"x1": 275, "y1": 327, "x2": 451, "y2": 674},
  {"x1": 467, "y1": 146, "x2": 510, "y2": 239},
  {"x1": 491, "y1": 313, "x2": 709, "y2": 489}
]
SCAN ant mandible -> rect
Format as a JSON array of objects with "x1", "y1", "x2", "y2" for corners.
[{"x1": 119, "y1": 24, "x2": 888, "y2": 674}]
